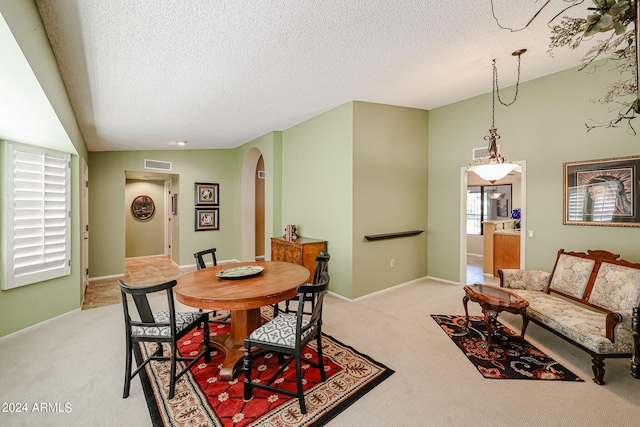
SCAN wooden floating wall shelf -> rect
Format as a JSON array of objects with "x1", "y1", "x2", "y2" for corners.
[{"x1": 364, "y1": 230, "x2": 424, "y2": 241}]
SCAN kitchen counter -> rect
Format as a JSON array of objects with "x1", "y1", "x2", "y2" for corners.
[
  {"x1": 494, "y1": 229, "x2": 521, "y2": 235},
  {"x1": 483, "y1": 220, "x2": 520, "y2": 276}
]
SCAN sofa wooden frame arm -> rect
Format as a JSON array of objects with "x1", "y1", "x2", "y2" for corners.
[{"x1": 605, "y1": 312, "x2": 625, "y2": 343}]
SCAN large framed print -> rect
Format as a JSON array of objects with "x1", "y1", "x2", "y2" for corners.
[
  {"x1": 194, "y1": 182, "x2": 219, "y2": 206},
  {"x1": 563, "y1": 156, "x2": 640, "y2": 227}
]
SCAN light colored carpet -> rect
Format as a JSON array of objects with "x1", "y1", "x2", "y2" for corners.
[{"x1": 1, "y1": 277, "x2": 639, "y2": 426}]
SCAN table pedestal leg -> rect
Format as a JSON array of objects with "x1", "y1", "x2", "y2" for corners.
[{"x1": 206, "y1": 308, "x2": 264, "y2": 381}]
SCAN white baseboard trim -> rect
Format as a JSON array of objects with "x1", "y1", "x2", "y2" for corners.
[
  {"x1": 0, "y1": 308, "x2": 80, "y2": 342},
  {"x1": 89, "y1": 273, "x2": 125, "y2": 282},
  {"x1": 425, "y1": 275, "x2": 463, "y2": 286},
  {"x1": 353, "y1": 276, "x2": 427, "y2": 301},
  {"x1": 126, "y1": 254, "x2": 167, "y2": 259},
  {"x1": 89, "y1": 258, "x2": 242, "y2": 281},
  {"x1": 182, "y1": 259, "x2": 241, "y2": 270},
  {"x1": 336, "y1": 275, "x2": 464, "y2": 303},
  {"x1": 328, "y1": 290, "x2": 352, "y2": 302}
]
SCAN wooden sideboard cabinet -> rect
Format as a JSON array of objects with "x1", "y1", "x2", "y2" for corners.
[{"x1": 270, "y1": 237, "x2": 327, "y2": 279}]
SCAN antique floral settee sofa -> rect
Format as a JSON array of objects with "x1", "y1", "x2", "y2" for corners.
[{"x1": 499, "y1": 249, "x2": 640, "y2": 384}]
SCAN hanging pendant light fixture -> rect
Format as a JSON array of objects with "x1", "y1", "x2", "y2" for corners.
[{"x1": 469, "y1": 49, "x2": 526, "y2": 183}]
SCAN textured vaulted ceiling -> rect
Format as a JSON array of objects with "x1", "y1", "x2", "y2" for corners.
[{"x1": 32, "y1": 0, "x2": 593, "y2": 151}]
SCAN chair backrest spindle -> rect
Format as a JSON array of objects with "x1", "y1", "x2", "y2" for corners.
[
  {"x1": 118, "y1": 279, "x2": 178, "y2": 323},
  {"x1": 312, "y1": 251, "x2": 330, "y2": 284},
  {"x1": 194, "y1": 248, "x2": 217, "y2": 270},
  {"x1": 296, "y1": 271, "x2": 329, "y2": 335}
]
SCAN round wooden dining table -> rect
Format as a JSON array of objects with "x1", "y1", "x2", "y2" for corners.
[{"x1": 174, "y1": 261, "x2": 310, "y2": 380}]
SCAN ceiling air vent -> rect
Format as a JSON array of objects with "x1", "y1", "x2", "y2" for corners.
[
  {"x1": 472, "y1": 145, "x2": 500, "y2": 161},
  {"x1": 144, "y1": 159, "x2": 172, "y2": 171}
]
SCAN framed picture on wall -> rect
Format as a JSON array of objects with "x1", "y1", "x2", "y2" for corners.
[
  {"x1": 195, "y1": 182, "x2": 219, "y2": 206},
  {"x1": 131, "y1": 195, "x2": 155, "y2": 220},
  {"x1": 563, "y1": 155, "x2": 640, "y2": 227},
  {"x1": 195, "y1": 208, "x2": 219, "y2": 231}
]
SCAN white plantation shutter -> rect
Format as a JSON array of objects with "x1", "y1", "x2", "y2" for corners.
[
  {"x1": 2, "y1": 142, "x2": 71, "y2": 290},
  {"x1": 567, "y1": 184, "x2": 616, "y2": 222}
]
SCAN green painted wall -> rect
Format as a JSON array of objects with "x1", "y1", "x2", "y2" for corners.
[
  {"x1": 88, "y1": 150, "x2": 239, "y2": 277},
  {"x1": 125, "y1": 180, "x2": 165, "y2": 257},
  {"x1": 235, "y1": 131, "x2": 283, "y2": 260},
  {"x1": 282, "y1": 103, "x2": 354, "y2": 297},
  {"x1": 352, "y1": 102, "x2": 429, "y2": 297},
  {"x1": 0, "y1": 0, "x2": 88, "y2": 337},
  {"x1": 428, "y1": 63, "x2": 640, "y2": 283},
  {"x1": 279, "y1": 102, "x2": 429, "y2": 298}
]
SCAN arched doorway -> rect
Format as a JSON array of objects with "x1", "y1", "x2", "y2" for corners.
[
  {"x1": 241, "y1": 148, "x2": 265, "y2": 261},
  {"x1": 255, "y1": 155, "x2": 265, "y2": 260}
]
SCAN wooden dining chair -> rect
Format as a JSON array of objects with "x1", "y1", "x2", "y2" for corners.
[
  {"x1": 118, "y1": 279, "x2": 210, "y2": 399},
  {"x1": 194, "y1": 247, "x2": 217, "y2": 270},
  {"x1": 193, "y1": 248, "x2": 230, "y2": 324},
  {"x1": 243, "y1": 271, "x2": 330, "y2": 414},
  {"x1": 273, "y1": 251, "x2": 330, "y2": 317}
]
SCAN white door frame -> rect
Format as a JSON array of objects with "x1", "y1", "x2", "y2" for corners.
[
  {"x1": 459, "y1": 160, "x2": 527, "y2": 285},
  {"x1": 164, "y1": 179, "x2": 172, "y2": 258},
  {"x1": 81, "y1": 159, "x2": 89, "y2": 303}
]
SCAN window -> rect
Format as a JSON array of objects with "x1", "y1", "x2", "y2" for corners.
[
  {"x1": 467, "y1": 189, "x2": 483, "y2": 235},
  {"x1": 466, "y1": 184, "x2": 513, "y2": 235},
  {"x1": 2, "y1": 142, "x2": 71, "y2": 290}
]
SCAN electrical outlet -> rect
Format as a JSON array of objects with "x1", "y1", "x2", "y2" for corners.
[{"x1": 390, "y1": 259, "x2": 395, "y2": 268}]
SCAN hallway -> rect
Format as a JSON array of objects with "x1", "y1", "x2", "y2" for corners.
[
  {"x1": 82, "y1": 256, "x2": 196, "y2": 310},
  {"x1": 466, "y1": 254, "x2": 499, "y2": 285}
]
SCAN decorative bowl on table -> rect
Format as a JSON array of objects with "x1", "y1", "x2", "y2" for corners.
[{"x1": 216, "y1": 265, "x2": 265, "y2": 280}]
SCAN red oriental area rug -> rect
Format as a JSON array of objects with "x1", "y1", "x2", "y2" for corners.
[
  {"x1": 135, "y1": 311, "x2": 393, "y2": 427},
  {"x1": 431, "y1": 314, "x2": 583, "y2": 382}
]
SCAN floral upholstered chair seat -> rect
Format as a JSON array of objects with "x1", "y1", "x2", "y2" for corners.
[
  {"x1": 247, "y1": 313, "x2": 313, "y2": 348},
  {"x1": 131, "y1": 311, "x2": 203, "y2": 337}
]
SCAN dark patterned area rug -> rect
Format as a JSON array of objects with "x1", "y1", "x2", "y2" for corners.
[
  {"x1": 431, "y1": 314, "x2": 583, "y2": 382},
  {"x1": 135, "y1": 310, "x2": 393, "y2": 427}
]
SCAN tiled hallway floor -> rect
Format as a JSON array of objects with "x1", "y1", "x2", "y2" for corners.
[
  {"x1": 466, "y1": 254, "x2": 499, "y2": 285},
  {"x1": 82, "y1": 256, "x2": 196, "y2": 310}
]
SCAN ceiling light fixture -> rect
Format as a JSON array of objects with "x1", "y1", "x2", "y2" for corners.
[
  {"x1": 468, "y1": 49, "x2": 526, "y2": 183},
  {"x1": 176, "y1": 140, "x2": 187, "y2": 146}
]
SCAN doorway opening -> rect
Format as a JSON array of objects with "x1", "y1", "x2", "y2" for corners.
[
  {"x1": 241, "y1": 148, "x2": 266, "y2": 262},
  {"x1": 460, "y1": 161, "x2": 526, "y2": 285},
  {"x1": 124, "y1": 171, "x2": 177, "y2": 262},
  {"x1": 255, "y1": 155, "x2": 265, "y2": 260}
]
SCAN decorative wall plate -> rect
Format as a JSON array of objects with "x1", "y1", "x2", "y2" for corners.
[{"x1": 216, "y1": 266, "x2": 264, "y2": 280}]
